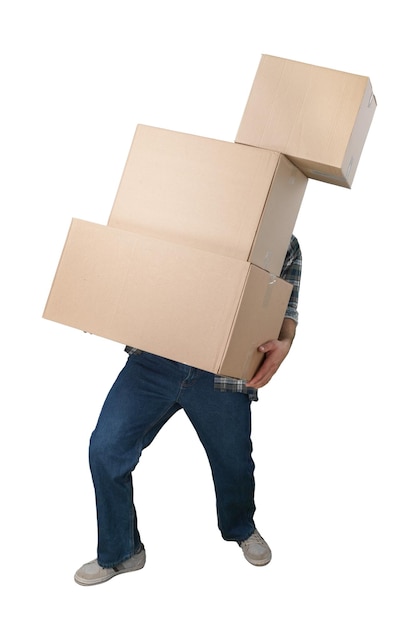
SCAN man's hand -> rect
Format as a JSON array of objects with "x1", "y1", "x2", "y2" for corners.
[{"x1": 246, "y1": 318, "x2": 296, "y2": 389}]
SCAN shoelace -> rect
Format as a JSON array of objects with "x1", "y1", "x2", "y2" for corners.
[{"x1": 240, "y1": 531, "x2": 265, "y2": 547}]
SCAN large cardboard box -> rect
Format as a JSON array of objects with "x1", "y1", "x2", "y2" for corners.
[
  {"x1": 108, "y1": 124, "x2": 307, "y2": 275},
  {"x1": 43, "y1": 219, "x2": 293, "y2": 380},
  {"x1": 235, "y1": 55, "x2": 377, "y2": 188}
]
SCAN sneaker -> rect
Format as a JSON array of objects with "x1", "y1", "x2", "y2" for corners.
[
  {"x1": 74, "y1": 547, "x2": 146, "y2": 586},
  {"x1": 239, "y1": 529, "x2": 272, "y2": 566}
]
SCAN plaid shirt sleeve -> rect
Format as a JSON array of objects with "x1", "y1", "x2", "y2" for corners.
[{"x1": 280, "y1": 234, "x2": 302, "y2": 324}]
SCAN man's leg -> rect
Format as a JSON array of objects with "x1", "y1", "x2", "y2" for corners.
[
  {"x1": 88, "y1": 352, "x2": 181, "y2": 568},
  {"x1": 179, "y1": 367, "x2": 271, "y2": 565},
  {"x1": 179, "y1": 368, "x2": 256, "y2": 543}
]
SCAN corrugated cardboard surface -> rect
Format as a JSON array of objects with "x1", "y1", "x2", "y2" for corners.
[
  {"x1": 43, "y1": 219, "x2": 292, "y2": 379},
  {"x1": 235, "y1": 54, "x2": 377, "y2": 188},
  {"x1": 108, "y1": 124, "x2": 307, "y2": 275},
  {"x1": 220, "y1": 265, "x2": 292, "y2": 378}
]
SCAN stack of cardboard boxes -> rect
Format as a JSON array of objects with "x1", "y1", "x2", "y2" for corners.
[{"x1": 43, "y1": 54, "x2": 377, "y2": 379}]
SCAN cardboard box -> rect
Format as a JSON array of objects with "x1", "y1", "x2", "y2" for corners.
[
  {"x1": 43, "y1": 219, "x2": 293, "y2": 379},
  {"x1": 108, "y1": 124, "x2": 307, "y2": 275},
  {"x1": 235, "y1": 55, "x2": 377, "y2": 188}
]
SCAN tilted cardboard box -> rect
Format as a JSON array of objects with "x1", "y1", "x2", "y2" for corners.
[
  {"x1": 235, "y1": 54, "x2": 377, "y2": 188},
  {"x1": 108, "y1": 124, "x2": 307, "y2": 276},
  {"x1": 43, "y1": 219, "x2": 293, "y2": 380}
]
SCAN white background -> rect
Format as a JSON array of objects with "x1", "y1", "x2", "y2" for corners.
[{"x1": 1, "y1": 1, "x2": 416, "y2": 624}]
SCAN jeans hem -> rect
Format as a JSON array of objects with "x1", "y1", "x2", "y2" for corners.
[{"x1": 98, "y1": 544, "x2": 144, "y2": 569}]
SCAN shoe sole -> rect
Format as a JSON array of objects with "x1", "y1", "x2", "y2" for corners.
[
  {"x1": 244, "y1": 556, "x2": 272, "y2": 566},
  {"x1": 74, "y1": 570, "x2": 120, "y2": 586}
]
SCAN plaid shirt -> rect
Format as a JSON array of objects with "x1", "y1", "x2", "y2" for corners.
[{"x1": 126, "y1": 235, "x2": 302, "y2": 400}]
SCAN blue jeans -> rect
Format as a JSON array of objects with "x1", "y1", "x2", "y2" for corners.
[{"x1": 89, "y1": 351, "x2": 256, "y2": 568}]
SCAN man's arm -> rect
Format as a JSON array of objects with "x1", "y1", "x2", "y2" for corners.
[
  {"x1": 246, "y1": 234, "x2": 301, "y2": 389},
  {"x1": 245, "y1": 317, "x2": 297, "y2": 389}
]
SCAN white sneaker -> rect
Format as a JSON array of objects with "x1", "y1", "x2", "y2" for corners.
[
  {"x1": 74, "y1": 547, "x2": 146, "y2": 586},
  {"x1": 239, "y1": 530, "x2": 272, "y2": 566}
]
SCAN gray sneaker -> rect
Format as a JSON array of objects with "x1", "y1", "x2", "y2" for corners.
[
  {"x1": 239, "y1": 530, "x2": 272, "y2": 566},
  {"x1": 74, "y1": 548, "x2": 146, "y2": 586}
]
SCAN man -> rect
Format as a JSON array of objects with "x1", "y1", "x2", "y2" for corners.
[{"x1": 74, "y1": 235, "x2": 301, "y2": 586}]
